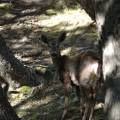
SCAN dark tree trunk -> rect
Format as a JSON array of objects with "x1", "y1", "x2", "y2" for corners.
[
  {"x1": 0, "y1": 36, "x2": 40, "y2": 90},
  {"x1": 67, "y1": 0, "x2": 120, "y2": 120},
  {"x1": 0, "y1": 84, "x2": 20, "y2": 120},
  {"x1": 95, "y1": 0, "x2": 120, "y2": 120}
]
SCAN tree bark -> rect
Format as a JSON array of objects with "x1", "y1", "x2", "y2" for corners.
[
  {"x1": 95, "y1": 0, "x2": 120, "y2": 120},
  {"x1": 0, "y1": 36, "x2": 40, "y2": 90},
  {"x1": 0, "y1": 84, "x2": 20, "y2": 120}
]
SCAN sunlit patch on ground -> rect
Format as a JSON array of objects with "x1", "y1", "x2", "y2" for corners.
[{"x1": 35, "y1": 9, "x2": 92, "y2": 31}]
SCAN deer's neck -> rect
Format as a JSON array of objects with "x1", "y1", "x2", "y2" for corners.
[
  {"x1": 51, "y1": 54, "x2": 68, "y2": 73},
  {"x1": 51, "y1": 54, "x2": 62, "y2": 68}
]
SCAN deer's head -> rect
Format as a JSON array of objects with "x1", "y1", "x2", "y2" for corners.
[{"x1": 41, "y1": 32, "x2": 66, "y2": 58}]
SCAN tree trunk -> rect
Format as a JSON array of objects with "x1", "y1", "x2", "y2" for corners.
[
  {"x1": 95, "y1": 0, "x2": 120, "y2": 120},
  {"x1": 0, "y1": 36, "x2": 40, "y2": 90},
  {"x1": 0, "y1": 84, "x2": 20, "y2": 120}
]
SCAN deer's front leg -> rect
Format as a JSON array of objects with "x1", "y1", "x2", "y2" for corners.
[
  {"x1": 61, "y1": 72, "x2": 71, "y2": 120},
  {"x1": 61, "y1": 91, "x2": 68, "y2": 120}
]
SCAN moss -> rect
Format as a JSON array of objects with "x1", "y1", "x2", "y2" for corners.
[
  {"x1": 16, "y1": 108, "x2": 28, "y2": 117},
  {"x1": 35, "y1": 66, "x2": 47, "y2": 74},
  {"x1": 28, "y1": 113, "x2": 40, "y2": 120},
  {"x1": 0, "y1": 3, "x2": 11, "y2": 15},
  {"x1": 0, "y1": 3, "x2": 15, "y2": 18},
  {"x1": 0, "y1": 3, "x2": 11, "y2": 10},
  {"x1": 17, "y1": 86, "x2": 32, "y2": 94},
  {"x1": 45, "y1": 9, "x2": 57, "y2": 16},
  {"x1": 94, "y1": 108, "x2": 104, "y2": 120}
]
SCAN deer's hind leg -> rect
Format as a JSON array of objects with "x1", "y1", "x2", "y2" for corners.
[
  {"x1": 82, "y1": 94, "x2": 96, "y2": 120},
  {"x1": 88, "y1": 104, "x2": 95, "y2": 120},
  {"x1": 82, "y1": 102, "x2": 89, "y2": 120},
  {"x1": 88, "y1": 96, "x2": 96, "y2": 120},
  {"x1": 78, "y1": 87, "x2": 87, "y2": 120}
]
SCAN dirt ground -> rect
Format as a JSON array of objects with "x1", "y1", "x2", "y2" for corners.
[{"x1": 0, "y1": 4, "x2": 103, "y2": 120}]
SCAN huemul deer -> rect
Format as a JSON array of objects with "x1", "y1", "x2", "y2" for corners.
[{"x1": 41, "y1": 32, "x2": 102, "y2": 120}]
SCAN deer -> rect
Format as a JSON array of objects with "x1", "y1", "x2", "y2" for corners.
[{"x1": 41, "y1": 32, "x2": 102, "y2": 120}]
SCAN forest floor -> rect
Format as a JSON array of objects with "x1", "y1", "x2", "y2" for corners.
[{"x1": 0, "y1": 3, "x2": 103, "y2": 120}]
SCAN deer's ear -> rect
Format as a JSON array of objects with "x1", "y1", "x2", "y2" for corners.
[
  {"x1": 58, "y1": 31, "x2": 66, "y2": 43},
  {"x1": 41, "y1": 34, "x2": 49, "y2": 44}
]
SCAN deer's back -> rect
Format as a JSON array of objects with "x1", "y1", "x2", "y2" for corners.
[{"x1": 63, "y1": 51, "x2": 100, "y2": 86}]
